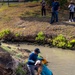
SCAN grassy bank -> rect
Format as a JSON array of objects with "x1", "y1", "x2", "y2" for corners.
[
  {"x1": 0, "y1": 2, "x2": 75, "y2": 49},
  {"x1": 0, "y1": 29, "x2": 75, "y2": 50}
]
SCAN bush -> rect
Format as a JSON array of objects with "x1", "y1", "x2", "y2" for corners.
[
  {"x1": 15, "y1": 33, "x2": 20, "y2": 37},
  {"x1": 35, "y1": 31, "x2": 45, "y2": 43},
  {"x1": 15, "y1": 63, "x2": 26, "y2": 75},
  {"x1": 15, "y1": 63, "x2": 30, "y2": 75},
  {"x1": 67, "y1": 41, "x2": 72, "y2": 49},
  {"x1": 67, "y1": 39, "x2": 75, "y2": 49},
  {"x1": 0, "y1": 29, "x2": 11, "y2": 39},
  {"x1": 52, "y1": 34, "x2": 67, "y2": 48}
]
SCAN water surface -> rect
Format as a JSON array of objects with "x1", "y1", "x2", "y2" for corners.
[{"x1": 2, "y1": 43, "x2": 75, "y2": 75}]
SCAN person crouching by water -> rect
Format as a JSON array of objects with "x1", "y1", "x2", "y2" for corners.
[
  {"x1": 41, "y1": 0, "x2": 46, "y2": 17},
  {"x1": 68, "y1": 1, "x2": 75, "y2": 22},
  {"x1": 27, "y1": 48, "x2": 41, "y2": 75},
  {"x1": 50, "y1": 0, "x2": 60, "y2": 24}
]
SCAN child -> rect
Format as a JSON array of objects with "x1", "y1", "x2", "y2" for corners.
[{"x1": 68, "y1": 1, "x2": 75, "y2": 22}]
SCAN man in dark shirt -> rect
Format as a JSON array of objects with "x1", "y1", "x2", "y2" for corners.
[
  {"x1": 27, "y1": 48, "x2": 40, "y2": 75},
  {"x1": 50, "y1": 0, "x2": 60, "y2": 24}
]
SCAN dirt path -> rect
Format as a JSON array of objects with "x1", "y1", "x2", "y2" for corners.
[{"x1": 2, "y1": 43, "x2": 75, "y2": 75}]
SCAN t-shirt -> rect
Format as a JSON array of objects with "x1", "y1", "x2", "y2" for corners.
[
  {"x1": 68, "y1": 4, "x2": 75, "y2": 12},
  {"x1": 52, "y1": 1, "x2": 60, "y2": 11},
  {"x1": 27, "y1": 52, "x2": 38, "y2": 65}
]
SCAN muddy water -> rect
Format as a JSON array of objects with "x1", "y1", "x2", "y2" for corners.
[{"x1": 2, "y1": 43, "x2": 75, "y2": 75}]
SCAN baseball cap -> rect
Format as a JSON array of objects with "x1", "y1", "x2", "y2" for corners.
[{"x1": 34, "y1": 48, "x2": 40, "y2": 53}]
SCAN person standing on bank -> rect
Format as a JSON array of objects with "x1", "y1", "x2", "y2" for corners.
[
  {"x1": 68, "y1": 1, "x2": 75, "y2": 22},
  {"x1": 50, "y1": 0, "x2": 60, "y2": 24},
  {"x1": 27, "y1": 48, "x2": 41, "y2": 75},
  {"x1": 41, "y1": 0, "x2": 46, "y2": 17}
]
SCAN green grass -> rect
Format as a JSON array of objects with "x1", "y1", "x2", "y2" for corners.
[
  {"x1": 16, "y1": 53, "x2": 22, "y2": 58},
  {"x1": 1, "y1": 45, "x2": 12, "y2": 52},
  {"x1": 0, "y1": 5, "x2": 8, "y2": 12}
]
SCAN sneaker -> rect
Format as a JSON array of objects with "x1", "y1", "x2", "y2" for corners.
[{"x1": 69, "y1": 20, "x2": 71, "y2": 22}]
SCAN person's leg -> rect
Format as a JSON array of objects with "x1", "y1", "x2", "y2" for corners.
[
  {"x1": 27, "y1": 64, "x2": 32, "y2": 75},
  {"x1": 44, "y1": 8, "x2": 46, "y2": 16},
  {"x1": 41, "y1": 8, "x2": 43, "y2": 16},
  {"x1": 69, "y1": 12, "x2": 71, "y2": 22},
  {"x1": 27, "y1": 65, "x2": 35, "y2": 75},
  {"x1": 55, "y1": 11, "x2": 58, "y2": 22},
  {"x1": 50, "y1": 12, "x2": 55, "y2": 24},
  {"x1": 72, "y1": 12, "x2": 74, "y2": 22}
]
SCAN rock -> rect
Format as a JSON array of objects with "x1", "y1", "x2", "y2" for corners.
[
  {"x1": 0, "y1": 52, "x2": 14, "y2": 75},
  {"x1": 0, "y1": 52, "x2": 13, "y2": 69},
  {"x1": 0, "y1": 47, "x2": 31, "y2": 75}
]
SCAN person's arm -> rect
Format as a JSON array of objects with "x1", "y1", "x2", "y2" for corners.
[
  {"x1": 68, "y1": 4, "x2": 71, "y2": 8},
  {"x1": 57, "y1": 2, "x2": 60, "y2": 11},
  {"x1": 28, "y1": 60, "x2": 35, "y2": 63},
  {"x1": 28, "y1": 53, "x2": 35, "y2": 63}
]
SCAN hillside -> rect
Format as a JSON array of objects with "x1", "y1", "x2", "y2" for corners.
[{"x1": 0, "y1": 2, "x2": 75, "y2": 40}]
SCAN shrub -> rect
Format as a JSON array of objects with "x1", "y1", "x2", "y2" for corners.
[
  {"x1": 15, "y1": 63, "x2": 26, "y2": 75},
  {"x1": 56, "y1": 41, "x2": 66, "y2": 48},
  {"x1": 67, "y1": 42, "x2": 72, "y2": 49},
  {"x1": 70, "y1": 39, "x2": 75, "y2": 45},
  {"x1": 16, "y1": 53, "x2": 22, "y2": 58},
  {"x1": 0, "y1": 29, "x2": 11, "y2": 39},
  {"x1": 35, "y1": 31, "x2": 45, "y2": 43},
  {"x1": 15, "y1": 33, "x2": 20, "y2": 37},
  {"x1": 52, "y1": 34, "x2": 67, "y2": 48},
  {"x1": 68, "y1": 39, "x2": 75, "y2": 49}
]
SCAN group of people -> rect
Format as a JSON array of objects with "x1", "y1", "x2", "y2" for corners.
[
  {"x1": 27, "y1": 48, "x2": 53, "y2": 75},
  {"x1": 41, "y1": 0, "x2": 75, "y2": 24}
]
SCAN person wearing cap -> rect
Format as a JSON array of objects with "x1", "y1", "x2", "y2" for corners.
[
  {"x1": 68, "y1": 1, "x2": 75, "y2": 22},
  {"x1": 27, "y1": 48, "x2": 40, "y2": 75}
]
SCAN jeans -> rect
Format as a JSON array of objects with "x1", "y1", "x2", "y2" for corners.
[
  {"x1": 27, "y1": 65, "x2": 35, "y2": 75},
  {"x1": 50, "y1": 11, "x2": 58, "y2": 24}
]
